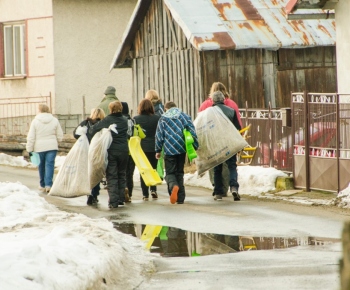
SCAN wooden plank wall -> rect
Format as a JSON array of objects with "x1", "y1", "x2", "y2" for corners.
[
  {"x1": 131, "y1": 0, "x2": 202, "y2": 119},
  {"x1": 202, "y1": 46, "x2": 336, "y2": 109},
  {"x1": 276, "y1": 47, "x2": 337, "y2": 108},
  {"x1": 201, "y1": 49, "x2": 266, "y2": 109}
]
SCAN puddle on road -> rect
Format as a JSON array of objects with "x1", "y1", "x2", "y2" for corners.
[{"x1": 111, "y1": 221, "x2": 340, "y2": 257}]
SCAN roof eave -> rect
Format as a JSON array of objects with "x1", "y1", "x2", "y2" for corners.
[
  {"x1": 287, "y1": 9, "x2": 335, "y2": 20},
  {"x1": 110, "y1": 0, "x2": 152, "y2": 71}
]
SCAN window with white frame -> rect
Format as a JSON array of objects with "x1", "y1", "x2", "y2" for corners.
[{"x1": 3, "y1": 23, "x2": 26, "y2": 77}]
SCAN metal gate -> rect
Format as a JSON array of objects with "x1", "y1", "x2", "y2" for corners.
[
  {"x1": 292, "y1": 92, "x2": 350, "y2": 192},
  {"x1": 0, "y1": 95, "x2": 51, "y2": 136},
  {"x1": 239, "y1": 104, "x2": 293, "y2": 172}
]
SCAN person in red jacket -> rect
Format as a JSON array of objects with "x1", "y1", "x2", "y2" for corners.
[
  {"x1": 199, "y1": 82, "x2": 242, "y2": 128},
  {"x1": 198, "y1": 82, "x2": 242, "y2": 197}
]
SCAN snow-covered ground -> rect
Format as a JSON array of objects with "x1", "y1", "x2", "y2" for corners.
[
  {"x1": 0, "y1": 152, "x2": 349, "y2": 289},
  {"x1": 0, "y1": 182, "x2": 154, "y2": 290}
]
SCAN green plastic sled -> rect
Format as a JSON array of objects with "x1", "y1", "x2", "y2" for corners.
[{"x1": 183, "y1": 129, "x2": 197, "y2": 162}]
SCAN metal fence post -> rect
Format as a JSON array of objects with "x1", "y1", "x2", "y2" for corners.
[
  {"x1": 337, "y1": 94, "x2": 340, "y2": 192},
  {"x1": 268, "y1": 102, "x2": 273, "y2": 168},
  {"x1": 291, "y1": 91, "x2": 295, "y2": 181},
  {"x1": 304, "y1": 91, "x2": 310, "y2": 192}
]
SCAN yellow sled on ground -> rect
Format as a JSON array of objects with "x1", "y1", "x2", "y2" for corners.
[{"x1": 129, "y1": 136, "x2": 163, "y2": 186}]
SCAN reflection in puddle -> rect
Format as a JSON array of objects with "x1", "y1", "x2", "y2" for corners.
[{"x1": 112, "y1": 222, "x2": 340, "y2": 257}]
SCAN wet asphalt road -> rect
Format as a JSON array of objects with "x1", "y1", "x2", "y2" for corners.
[{"x1": 1, "y1": 165, "x2": 349, "y2": 289}]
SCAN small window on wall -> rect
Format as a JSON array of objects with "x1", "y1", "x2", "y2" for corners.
[{"x1": 3, "y1": 23, "x2": 26, "y2": 77}]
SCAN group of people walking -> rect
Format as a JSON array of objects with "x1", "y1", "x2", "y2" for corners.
[{"x1": 26, "y1": 81, "x2": 242, "y2": 209}]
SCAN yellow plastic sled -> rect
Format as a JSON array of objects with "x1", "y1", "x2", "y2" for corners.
[
  {"x1": 238, "y1": 124, "x2": 257, "y2": 165},
  {"x1": 141, "y1": 225, "x2": 163, "y2": 249},
  {"x1": 129, "y1": 136, "x2": 163, "y2": 186}
]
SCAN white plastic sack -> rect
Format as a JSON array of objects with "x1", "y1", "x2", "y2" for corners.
[
  {"x1": 88, "y1": 124, "x2": 116, "y2": 189},
  {"x1": 194, "y1": 106, "x2": 248, "y2": 175},
  {"x1": 49, "y1": 129, "x2": 90, "y2": 197},
  {"x1": 75, "y1": 125, "x2": 87, "y2": 136}
]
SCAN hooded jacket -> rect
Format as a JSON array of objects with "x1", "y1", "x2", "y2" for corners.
[
  {"x1": 98, "y1": 94, "x2": 119, "y2": 116},
  {"x1": 26, "y1": 113, "x2": 63, "y2": 153},
  {"x1": 153, "y1": 101, "x2": 165, "y2": 117},
  {"x1": 155, "y1": 107, "x2": 198, "y2": 155}
]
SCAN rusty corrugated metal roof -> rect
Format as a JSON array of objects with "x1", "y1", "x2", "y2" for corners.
[{"x1": 111, "y1": 0, "x2": 336, "y2": 69}]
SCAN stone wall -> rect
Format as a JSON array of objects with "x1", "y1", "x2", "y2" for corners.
[
  {"x1": 0, "y1": 134, "x2": 75, "y2": 156},
  {"x1": 57, "y1": 114, "x2": 82, "y2": 135},
  {"x1": 0, "y1": 113, "x2": 86, "y2": 156}
]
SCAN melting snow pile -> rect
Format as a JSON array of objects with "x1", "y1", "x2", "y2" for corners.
[
  {"x1": 184, "y1": 166, "x2": 287, "y2": 196},
  {"x1": 332, "y1": 185, "x2": 350, "y2": 208},
  {"x1": 0, "y1": 182, "x2": 155, "y2": 289}
]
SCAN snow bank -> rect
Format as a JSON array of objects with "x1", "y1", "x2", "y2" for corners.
[
  {"x1": 331, "y1": 185, "x2": 350, "y2": 208},
  {"x1": 0, "y1": 182, "x2": 155, "y2": 289},
  {"x1": 184, "y1": 166, "x2": 287, "y2": 196}
]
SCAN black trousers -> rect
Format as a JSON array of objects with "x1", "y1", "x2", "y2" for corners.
[
  {"x1": 106, "y1": 150, "x2": 128, "y2": 207},
  {"x1": 126, "y1": 155, "x2": 135, "y2": 197},
  {"x1": 141, "y1": 151, "x2": 158, "y2": 197},
  {"x1": 164, "y1": 153, "x2": 186, "y2": 203}
]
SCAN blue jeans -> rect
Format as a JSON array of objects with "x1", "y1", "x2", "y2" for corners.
[
  {"x1": 213, "y1": 154, "x2": 239, "y2": 195},
  {"x1": 38, "y1": 150, "x2": 57, "y2": 188}
]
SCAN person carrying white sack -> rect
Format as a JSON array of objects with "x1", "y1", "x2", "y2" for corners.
[
  {"x1": 211, "y1": 91, "x2": 242, "y2": 202},
  {"x1": 89, "y1": 101, "x2": 129, "y2": 209},
  {"x1": 73, "y1": 108, "x2": 105, "y2": 205},
  {"x1": 199, "y1": 82, "x2": 242, "y2": 197}
]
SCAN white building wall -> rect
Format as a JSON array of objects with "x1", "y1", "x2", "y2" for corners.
[
  {"x1": 52, "y1": 0, "x2": 136, "y2": 117},
  {"x1": 0, "y1": 0, "x2": 52, "y2": 21},
  {"x1": 0, "y1": 0, "x2": 54, "y2": 102},
  {"x1": 336, "y1": 0, "x2": 350, "y2": 94}
]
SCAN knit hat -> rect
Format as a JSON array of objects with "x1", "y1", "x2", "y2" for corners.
[
  {"x1": 211, "y1": 91, "x2": 225, "y2": 103},
  {"x1": 104, "y1": 86, "x2": 116, "y2": 95},
  {"x1": 121, "y1": 102, "x2": 129, "y2": 115}
]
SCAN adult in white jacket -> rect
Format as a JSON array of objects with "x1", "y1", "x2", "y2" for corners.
[{"x1": 26, "y1": 104, "x2": 63, "y2": 193}]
